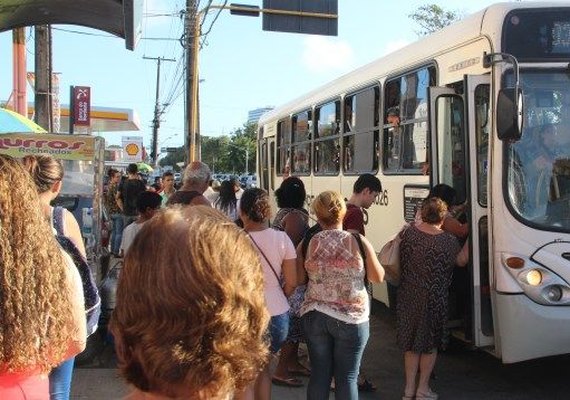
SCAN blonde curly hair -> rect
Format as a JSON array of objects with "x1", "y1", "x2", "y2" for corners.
[
  {"x1": 0, "y1": 155, "x2": 76, "y2": 373},
  {"x1": 110, "y1": 206, "x2": 270, "y2": 399}
]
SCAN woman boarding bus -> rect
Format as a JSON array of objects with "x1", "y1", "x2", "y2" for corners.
[{"x1": 257, "y1": 2, "x2": 570, "y2": 363}]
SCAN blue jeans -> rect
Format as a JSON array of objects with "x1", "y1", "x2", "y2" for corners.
[
  {"x1": 48, "y1": 357, "x2": 75, "y2": 400},
  {"x1": 302, "y1": 311, "x2": 369, "y2": 400},
  {"x1": 110, "y1": 213, "x2": 124, "y2": 255},
  {"x1": 269, "y1": 312, "x2": 290, "y2": 353}
]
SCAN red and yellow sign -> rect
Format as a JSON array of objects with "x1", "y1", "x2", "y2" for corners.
[{"x1": 0, "y1": 133, "x2": 96, "y2": 161}]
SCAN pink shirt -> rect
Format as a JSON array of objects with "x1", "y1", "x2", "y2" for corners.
[{"x1": 248, "y1": 229, "x2": 296, "y2": 316}]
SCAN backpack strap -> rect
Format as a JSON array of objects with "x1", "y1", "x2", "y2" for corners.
[
  {"x1": 352, "y1": 232, "x2": 366, "y2": 263},
  {"x1": 52, "y1": 206, "x2": 65, "y2": 236},
  {"x1": 301, "y1": 224, "x2": 322, "y2": 259}
]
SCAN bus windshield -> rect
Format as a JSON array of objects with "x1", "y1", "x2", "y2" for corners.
[{"x1": 506, "y1": 69, "x2": 570, "y2": 231}]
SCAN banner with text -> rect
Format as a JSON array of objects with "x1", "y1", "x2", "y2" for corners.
[
  {"x1": 0, "y1": 133, "x2": 95, "y2": 161},
  {"x1": 72, "y1": 86, "x2": 91, "y2": 126},
  {"x1": 122, "y1": 136, "x2": 143, "y2": 162}
]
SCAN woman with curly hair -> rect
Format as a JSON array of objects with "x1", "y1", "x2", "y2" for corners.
[
  {"x1": 238, "y1": 188, "x2": 297, "y2": 400},
  {"x1": 21, "y1": 154, "x2": 87, "y2": 400},
  {"x1": 0, "y1": 155, "x2": 86, "y2": 399},
  {"x1": 110, "y1": 206, "x2": 270, "y2": 400}
]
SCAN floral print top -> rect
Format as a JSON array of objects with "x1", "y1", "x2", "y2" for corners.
[
  {"x1": 104, "y1": 183, "x2": 121, "y2": 215},
  {"x1": 300, "y1": 229, "x2": 369, "y2": 324}
]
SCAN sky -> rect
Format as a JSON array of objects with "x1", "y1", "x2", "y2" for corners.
[{"x1": 0, "y1": 0, "x2": 531, "y2": 150}]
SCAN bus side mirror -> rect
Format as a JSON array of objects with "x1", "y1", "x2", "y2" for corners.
[{"x1": 497, "y1": 87, "x2": 524, "y2": 141}]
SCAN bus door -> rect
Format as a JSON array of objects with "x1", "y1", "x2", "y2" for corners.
[
  {"x1": 428, "y1": 75, "x2": 494, "y2": 348},
  {"x1": 259, "y1": 137, "x2": 276, "y2": 193}
]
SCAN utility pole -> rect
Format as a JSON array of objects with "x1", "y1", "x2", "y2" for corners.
[
  {"x1": 185, "y1": 0, "x2": 200, "y2": 163},
  {"x1": 35, "y1": 25, "x2": 53, "y2": 131},
  {"x1": 144, "y1": 56, "x2": 175, "y2": 166}
]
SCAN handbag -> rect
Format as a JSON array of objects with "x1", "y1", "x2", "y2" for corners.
[{"x1": 378, "y1": 223, "x2": 409, "y2": 286}]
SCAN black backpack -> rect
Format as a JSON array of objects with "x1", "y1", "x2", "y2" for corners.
[{"x1": 53, "y1": 207, "x2": 101, "y2": 337}]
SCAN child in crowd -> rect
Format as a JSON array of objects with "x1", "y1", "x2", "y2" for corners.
[{"x1": 119, "y1": 191, "x2": 162, "y2": 257}]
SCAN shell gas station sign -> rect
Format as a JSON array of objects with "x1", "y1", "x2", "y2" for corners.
[
  {"x1": 0, "y1": 133, "x2": 95, "y2": 161},
  {"x1": 122, "y1": 136, "x2": 143, "y2": 162}
]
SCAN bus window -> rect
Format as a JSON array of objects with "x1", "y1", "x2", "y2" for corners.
[
  {"x1": 277, "y1": 119, "x2": 291, "y2": 175},
  {"x1": 343, "y1": 86, "x2": 380, "y2": 173},
  {"x1": 435, "y1": 95, "x2": 467, "y2": 203},
  {"x1": 506, "y1": 69, "x2": 570, "y2": 229},
  {"x1": 314, "y1": 100, "x2": 341, "y2": 175},
  {"x1": 291, "y1": 110, "x2": 312, "y2": 174},
  {"x1": 475, "y1": 85, "x2": 491, "y2": 207},
  {"x1": 383, "y1": 66, "x2": 435, "y2": 173}
]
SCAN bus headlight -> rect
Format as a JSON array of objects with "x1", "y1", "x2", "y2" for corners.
[
  {"x1": 525, "y1": 269, "x2": 542, "y2": 286},
  {"x1": 544, "y1": 285, "x2": 563, "y2": 302},
  {"x1": 502, "y1": 253, "x2": 570, "y2": 305}
]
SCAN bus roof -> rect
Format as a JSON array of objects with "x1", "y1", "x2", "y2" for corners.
[{"x1": 258, "y1": 2, "x2": 563, "y2": 126}]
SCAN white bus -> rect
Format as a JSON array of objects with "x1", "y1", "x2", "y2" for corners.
[{"x1": 256, "y1": 2, "x2": 570, "y2": 363}]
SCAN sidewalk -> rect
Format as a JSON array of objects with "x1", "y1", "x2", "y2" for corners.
[{"x1": 71, "y1": 302, "x2": 395, "y2": 400}]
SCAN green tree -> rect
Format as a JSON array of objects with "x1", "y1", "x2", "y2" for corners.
[
  {"x1": 409, "y1": 4, "x2": 462, "y2": 36},
  {"x1": 158, "y1": 146, "x2": 185, "y2": 171},
  {"x1": 160, "y1": 122, "x2": 258, "y2": 175},
  {"x1": 228, "y1": 122, "x2": 257, "y2": 174}
]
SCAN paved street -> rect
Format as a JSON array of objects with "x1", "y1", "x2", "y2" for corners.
[{"x1": 71, "y1": 302, "x2": 570, "y2": 400}]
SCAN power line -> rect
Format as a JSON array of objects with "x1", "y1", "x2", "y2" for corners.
[
  {"x1": 199, "y1": 0, "x2": 228, "y2": 48},
  {"x1": 51, "y1": 27, "x2": 181, "y2": 41}
]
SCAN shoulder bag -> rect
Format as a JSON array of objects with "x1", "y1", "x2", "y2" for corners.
[
  {"x1": 378, "y1": 223, "x2": 410, "y2": 286},
  {"x1": 247, "y1": 232, "x2": 283, "y2": 287}
]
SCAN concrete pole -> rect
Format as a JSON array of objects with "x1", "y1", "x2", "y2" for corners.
[
  {"x1": 35, "y1": 25, "x2": 53, "y2": 132},
  {"x1": 185, "y1": 0, "x2": 199, "y2": 163},
  {"x1": 144, "y1": 56, "x2": 175, "y2": 166}
]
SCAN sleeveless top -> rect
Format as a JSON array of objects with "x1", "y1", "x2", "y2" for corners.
[
  {"x1": 272, "y1": 208, "x2": 309, "y2": 246},
  {"x1": 300, "y1": 229, "x2": 369, "y2": 324}
]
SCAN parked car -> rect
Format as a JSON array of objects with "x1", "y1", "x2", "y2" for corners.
[{"x1": 240, "y1": 174, "x2": 257, "y2": 189}]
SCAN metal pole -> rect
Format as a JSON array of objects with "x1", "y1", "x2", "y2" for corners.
[
  {"x1": 12, "y1": 28, "x2": 27, "y2": 116},
  {"x1": 245, "y1": 148, "x2": 249, "y2": 174}
]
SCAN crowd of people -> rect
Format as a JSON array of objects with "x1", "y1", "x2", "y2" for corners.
[{"x1": 0, "y1": 153, "x2": 471, "y2": 400}]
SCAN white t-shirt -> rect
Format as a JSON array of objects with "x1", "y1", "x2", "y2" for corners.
[
  {"x1": 248, "y1": 228, "x2": 296, "y2": 316},
  {"x1": 203, "y1": 187, "x2": 219, "y2": 205},
  {"x1": 120, "y1": 220, "x2": 146, "y2": 255}
]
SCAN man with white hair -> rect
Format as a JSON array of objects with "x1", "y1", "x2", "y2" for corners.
[{"x1": 166, "y1": 161, "x2": 212, "y2": 207}]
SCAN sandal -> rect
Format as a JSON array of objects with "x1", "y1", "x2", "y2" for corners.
[
  {"x1": 358, "y1": 378, "x2": 377, "y2": 392},
  {"x1": 416, "y1": 388, "x2": 438, "y2": 400},
  {"x1": 271, "y1": 376, "x2": 303, "y2": 387}
]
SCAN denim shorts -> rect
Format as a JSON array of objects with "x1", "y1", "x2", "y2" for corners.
[{"x1": 269, "y1": 312, "x2": 290, "y2": 353}]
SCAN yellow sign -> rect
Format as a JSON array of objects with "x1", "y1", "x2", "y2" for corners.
[
  {"x1": 0, "y1": 133, "x2": 96, "y2": 161},
  {"x1": 125, "y1": 142, "x2": 140, "y2": 156}
]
